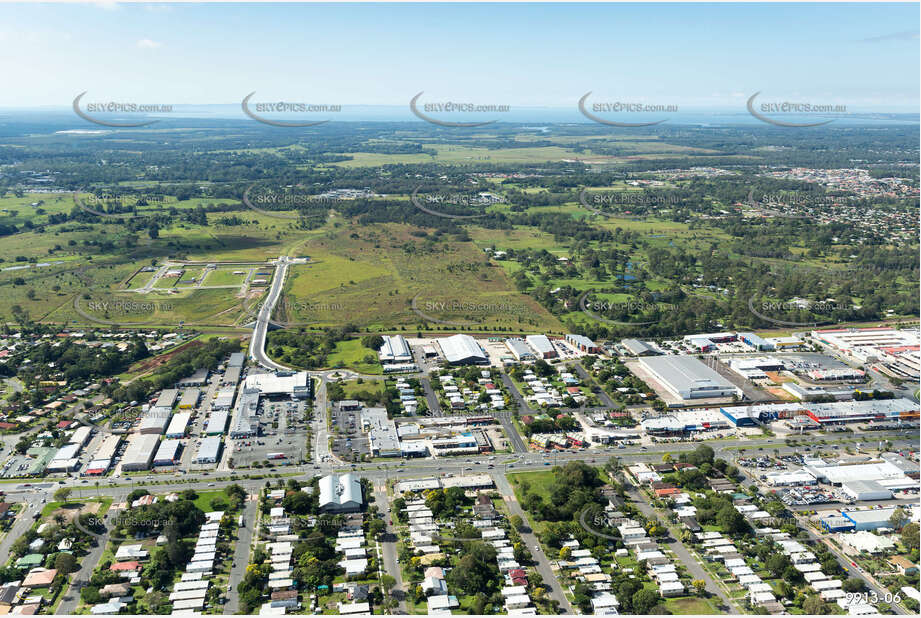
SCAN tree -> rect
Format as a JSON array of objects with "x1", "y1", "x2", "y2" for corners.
[
  {"x1": 510, "y1": 514, "x2": 525, "y2": 532},
  {"x1": 53, "y1": 487, "x2": 72, "y2": 504},
  {"x1": 901, "y1": 522, "x2": 919, "y2": 551},
  {"x1": 381, "y1": 574, "x2": 396, "y2": 593},
  {"x1": 692, "y1": 579, "x2": 707, "y2": 596},
  {"x1": 803, "y1": 595, "x2": 828, "y2": 615},
  {"x1": 888, "y1": 507, "x2": 909, "y2": 530},
  {"x1": 559, "y1": 546, "x2": 572, "y2": 560},
  {"x1": 632, "y1": 588, "x2": 661, "y2": 614},
  {"x1": 54, "y1": 552, "x2": 78, "y2": 574},
  {"x1": 368, "y1": 519, "x2": 385, "y2": 538},
  {"x1": 717, "y1": 504, "x2": 747, "y2": 535},
  {"x1": 842, "y1": 578, "x2": 864, "y2": 593}
]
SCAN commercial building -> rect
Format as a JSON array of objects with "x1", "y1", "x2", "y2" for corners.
[
  {"x1": 801, "y1": 398, "x2": 918, "y2": 424},
  {"x1": 637, "y1": 356, "x2": 742, "y2": 401},
  {"x1": 121, "y1": 434, "x2": 161, "y2": 471},
  {"x1": 194, "y1": 436, "x2": 223, "y2": 464},
  {"x1": 782, "y1": 382, "x2": 855, "y2": 402},
  {"x1": 229, "y1": 390, "x2": 260, "y2": 438},
  {"x1": 621, "y1": 338, "x2": 661, "y2": 357},
  {"x1": 640, "y1": 408, "x2": 732, "y2": 434},
  {"x1": 360, "y1": 408, "x2": 400, "y2": 457},
  {"x1": 505, "y1": 338, "x2": 536, "y2": 362},
  {"x1": 222, "y1": 366, "x2": 242, "y2": 386},
  {"x1": 179, "y1": 389, "x2": 200, "y2": 409},
  {"x1": 243, "y1": 371, "x2": 312, "y2": 399},
  {"x1": 68, "y1": 425, "x2": 93, "y2": 448},
  {"x1": 153, "y1": 439, "x2": 182, "y2": 466},
  {"x1": 212, "y1": 387, "x2": 237, "y2": 410},
  {"x1": 738, "y1": 332, "x2": 775, "y2": 351},
  {"x1": 841, "y1": 480, "x2": 893, "y2": 502},
  {"x1": 438, "y1": 334, "x2": 488, "y2": 365},
  {"x1": 378, "y1": 335, "x2": 412, "y2": 364},
  {"x1": 165, "y1": 412, "x2": 192, "y2": 439},
  {"x1": 525, "y1": 335, "x2": 557, "y2": 359},
  {"x1": 155, "y1": 389, "x2": 180, "y2": 409},
  {"x1": 84, "y1": 434, "x2": 122, "y2": 475},
  {"x1": 138, "y1": 409, "x2": 171, "y2": 435},
  {"x1": 228, "y1": 352, "x2": 245, "y2": 368},
  {"x1": 205, "y1": 410, "x2": 229, "y2": 436},
  {"x1": 841, "y1": 507, "x2": 903, "y2": 532},
  {"x1": 177, "y1": 368, "x2": 209, "y2": 387},
  {"x1": 813, "y1": 328, "x2": 920, "y2": 364},
  {"x1": 807, "y1": 461, "x2": 909, "y2": 485},
  {"x1": 565, "y1": 334, "x2": 600, "y2": 354},
  {"x1": 319, "y1": 474, "x2": 363, "y2": 513}
]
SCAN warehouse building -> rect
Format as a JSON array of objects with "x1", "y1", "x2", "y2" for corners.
[
  {"x1": 565, "y1": 334, "x2": 600, "y2": 354},
  {"x1": 139, "y1": 409, "x2": 172, "y2": 435},
  {"x1": 621, "y1": 339, "x2": 661, "y2": 357},
  {"x1": 525, "y1": 334, "x2": 557, "y2": 359},
  {"x1": 122, "y1": 434, "x2": 161, "y2": 471},
  {"x1": 243, "y1": 371, "x2": 312, "y2": 399},
  {"x1": 841, "y1": 507, "x2": 903, "y2": 531},
  {"x1": 205, "y1": 410, "x2": 229, "y2": 436},
  {"x1": 154, "y1": 439, "x2": 182, "y2": 466},
  {"x1": 841, "y1": 480, "x2": 893, "y2": 502},
  {"x1": 156, "y1": 388, "x2": 180, "y2": 409},
  {"x1": 360, "y1": 408, "x2": 400, "y2": 457},
  {"x1": 807, "y1": 461, "x2": 909, "y2": 485},
  {"x1": 179, "y1": 389, "x2": 200, "y2": 410},
  {"x1": 229, "y1": 390, "x2": 260, "y2": 438},
  {"x1": 379, "y1": 335, "x2": 412, "y2": 364},
  {"x1": 84, "y1": 434, "x2": 122, "y2": 476},
  {"x1": 438, "y1": 334, "x2": 488, "y2": 365},
  {"x1": 177, "y1": 368, "x2": 209, "y2": 387},
  {"x1": 738, "y1": 332, "x2": 775, "y2": 351},
  {"x1": 638, "y1": 356, "x2": 742, "y2": 401},
  {"x1": 813, "y1": 328, "x2": 920, "y2": 364},
  {"x1": 194, "y1": 436, "x2": 223, "y2": 465},
  {"x1": 505, "y1": 338, "x2": 535, "y2": 362},
  {"x1": 319, "y1": 473, "x2": 363, "y2": 513},
  {"x1": 68, "y1": 425, "x2": 93, "y2": 448},
  {"x1": 222, "y1": 366, "x2": 242, "y2": 386},
  {"x1": 228, "y1": 352, "x2": 245, "y2": 368},
  {"x1": 801, "y1": 398, "x2": 918, "y2": 424},
  {"x1": 212, "y1": 387, "x2": 237, "y2": 410},
  {"x1": 165, "y1": 412, "x2": 192, "y2": 439}
]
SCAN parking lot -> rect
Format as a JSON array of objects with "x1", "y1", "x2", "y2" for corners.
[
  {"x1": 330, "y1": 406, "x2": 369, "y2": 462},
  {"x1": 230, "y1": 399, "x2": 310, "y2": 467}
]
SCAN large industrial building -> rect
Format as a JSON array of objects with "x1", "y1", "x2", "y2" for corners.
[
  {"x1": 165, "y1": 412, "x2": 192, "y2": 438},
  {"x1": 813, "y1": 327, "x2": 920, "y2": 363},
  {"x1": 243, "y1": 371, "x2": 312, "y2": 399},
  {"x1": 360, "y1": 407, "x2": 400, "y2": 457},
  {"x1": 718, "y1": 398, "x2": 918, "y2": 427},
  {"x1": 378, "y1": 335, "x2": 412, "y2": 364},
  {"x1": 319, "y1": 473, "x2": 363, "y2": 513},
  {"x1": 84, "y1": 434, "x2": 122, "y2": 476},
  {"x1": 565, "y1": 334, "x2": 600, "y2": 354},
  {"x1": 525, "y1": 335, "x2": 557, "y2": 359},
  {"x1": 122, "y1": 434, "x2": 161, "y2": 471},
  {"x1": 154, "y1": 439, "x2": 182, "y2": 466},
  {"x1": 438, "y1": 334, "x2": 488, "y2": 365},
  {"x1": 179, "y1": 389, "x2": 200, "y2": 409},
  {"x1": 637, "y1": 356, "x2": 742, "y2": 402},
  {"x1": 621, "y1": 339, "x2": 661, "y2": 357},
  {"x1": 230, "y1": 389, "x2": 261, "y2": 438},
  {"x1": 194, "y1": 436, "x2": 223, "y2": 464},
  {"x1": 138, "y1": 409, "x2": 171, "y2": 435},
  {"x1": 505, "y1": 338, "x2": 535, "y2": 362},
  {"x1": 205, "y1": 410, "x2": 229, "y2": 436},
  {"x1": 155, "y1": 388, "x2": 180, "y2": 409}
]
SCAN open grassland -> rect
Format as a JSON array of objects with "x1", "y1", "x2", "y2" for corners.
[
  {"x1": 278, "y1": 222, "x2": 562, "y2": 332},
  {"x1": 203, "y1": 267, "x2": 249, "y2": 286}
]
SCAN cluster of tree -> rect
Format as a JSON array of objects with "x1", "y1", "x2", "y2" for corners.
[
  {"x1": 266, "y1": 327, "x2": 355, "y2": 370},
  {"x1": 517, "y1": 461, "x2": 606, "y2": 523},
  {"x1": 112, "y1": 338, "x2": 241, "y2": 404}
]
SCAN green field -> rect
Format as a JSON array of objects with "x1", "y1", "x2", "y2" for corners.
[{"x1": 325, "y1": 339, "x2": 383, "y2": 374}]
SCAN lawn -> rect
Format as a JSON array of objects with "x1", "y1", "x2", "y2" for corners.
[
  {"x1": 664, "y1": 596, "x2": 722, "y2": 614},
  {"x1": 325, "y1": 339, "x2": 383, "y2": 374}
]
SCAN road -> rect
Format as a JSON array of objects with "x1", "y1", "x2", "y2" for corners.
[
  {"x1": 493, "y1": 473, "x2": 573, "y2": 614},
  {"x1": 248, "y1": 256, "x2": 295, "y2": 371},
  {"x1": 373, "y1": 483, "x2": 407, "y2": 613},
  {"x1": 225, "y1": 496, "x2": 259, "y2": 614},
  {"x1": 58, "y1": 508, "x2": 115, "y2": 614},
  {"x1": 625, "y1": 484, "x2": 740, "y2": 613}
]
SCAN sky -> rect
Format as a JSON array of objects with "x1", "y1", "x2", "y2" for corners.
[{"x1": 0, "y1": 2, "x2": 918, "y2": 112}]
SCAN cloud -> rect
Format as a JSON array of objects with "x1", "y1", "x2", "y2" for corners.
[
  {"x1": 137, "y1": 38, "x2": 162, "y2": 49},
  {"x1": 859, "y1": 31, "x2": 919, "y2": 43}
]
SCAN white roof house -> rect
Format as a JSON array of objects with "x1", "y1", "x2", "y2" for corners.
[{"x1": 319, "y1": 473, "x2": 362, "y2": 513}]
